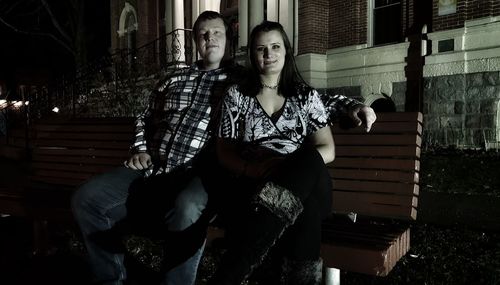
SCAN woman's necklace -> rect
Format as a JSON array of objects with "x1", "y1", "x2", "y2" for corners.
[{"x1": 262, "y1": 82, "x2": 278, "y2": 90}]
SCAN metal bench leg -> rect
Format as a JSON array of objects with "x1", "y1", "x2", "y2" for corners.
[
  {"x1": 324, "y1": 267, "x2": 340, "y2": 285},
  {"x1": 33, "y1": 219, "x2": 49, "y2": 256}
]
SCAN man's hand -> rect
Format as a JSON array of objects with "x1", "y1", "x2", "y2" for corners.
[
  {"x1": 348, "y1": 105, "x2": 377, "y2": 132},
  {"x1": 124, "y1": 153, "x2": 152, "y2": 170}
]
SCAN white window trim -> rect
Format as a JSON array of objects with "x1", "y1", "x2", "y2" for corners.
[
  {"x1": 118, "y1": 2, "x2": 138, "y2": 37},
  {"x1": 367, "y1": 0, "x2": 374, "y2": 47},
  {"x1": 293, "y1": 0, "x2": 298, "y2": 55}
]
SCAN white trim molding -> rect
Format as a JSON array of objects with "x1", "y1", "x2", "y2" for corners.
[
  {"x1": 424, "y1": 16, "x2": 500, "y2": 77},
  {"x1": 117, "y1": 2, "x2": 138, "y2": 37},
  {"x1": 367, "y1": 0, "x2": 374, "y2": 47},
  {"x1": 295, "y1": 53, "x2": 328, "y2": 89},
  {"x1": 325, "y1": 42, "x2": 408, "y2": 99}
]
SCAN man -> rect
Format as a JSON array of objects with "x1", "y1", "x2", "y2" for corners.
[
  {"x1": 72, "y1": 10, "x2": 376, "y2": 285},
  {"x1": 72, "y1": 11, "x2": 232, "y2": 285}
]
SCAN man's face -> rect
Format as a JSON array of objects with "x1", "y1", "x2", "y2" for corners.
[{"x1": 196, "y1": 18, "x2": 227, "y2": 70}]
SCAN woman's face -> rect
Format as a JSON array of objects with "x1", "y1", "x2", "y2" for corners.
[{"x1": 253, "y1": 30, "x2": 286, "y2": 76}]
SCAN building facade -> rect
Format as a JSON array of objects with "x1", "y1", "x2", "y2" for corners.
[{"x1": 109, "y1": 0, "x2": 500, "y2": 148}]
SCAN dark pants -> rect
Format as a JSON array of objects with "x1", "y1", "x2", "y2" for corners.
[{"x1": 212, "y1": 146, "x2": 332, "y2": 261}]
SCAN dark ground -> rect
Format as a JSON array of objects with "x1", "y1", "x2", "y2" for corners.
[{"x1": 1, "y1": 149, "x2": 500, "y2": 285}]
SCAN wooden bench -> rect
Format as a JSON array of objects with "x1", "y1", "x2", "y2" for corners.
[
  {"x1": 0, "y1": 122, "x2": 32, "y2": 216},
  {"x1": 321, "y1": 111, "x2": 422, "y2": 282},
  {"x1": 0, "y1": 112, "x2": 423, "y2": 283},
  {"x1": 0, "y1": 117, "x2": 135, "y2": 254}
]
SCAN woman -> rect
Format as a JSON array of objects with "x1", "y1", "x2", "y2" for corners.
[{"x1": 209, "y1": 21, "x2": 334, "y2": 285}]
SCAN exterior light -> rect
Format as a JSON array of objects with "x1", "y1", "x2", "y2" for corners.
[
  {"x1": 52, "y1": 107, "x2": 60, "y2": 113},
  {"x1": 24, "y1": 101, "x2": 29, "y2": 106}
]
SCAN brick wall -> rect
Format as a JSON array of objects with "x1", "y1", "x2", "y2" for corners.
[
  {"x1": 466, "y1": 0, "x2": 494, "y2": 20},
  {"x1": 433, "y1": 0, "x2": 500, "y2": 32},
  {"x1": 328, "y1": 0, "x2": 367, "y2": 49},
  {"x1": 298, "y1": 0, "x2": 329, "y2": 55}
]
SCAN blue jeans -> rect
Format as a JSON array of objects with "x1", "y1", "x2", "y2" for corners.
[{"x1": 71, "y1": 167, "x2": 208, "y2": 285}]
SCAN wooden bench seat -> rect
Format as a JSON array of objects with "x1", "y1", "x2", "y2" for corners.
[
  {"x1": 321, "y1": 111, "x2": 422, "y2": 278},
  {"x1": 0, "y1": 112, "x2": 423, "y2": 281}
]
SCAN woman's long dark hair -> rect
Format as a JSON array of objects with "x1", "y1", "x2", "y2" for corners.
[{"x1": 243, "y1": 21, "x2": 311, "y2": 98}]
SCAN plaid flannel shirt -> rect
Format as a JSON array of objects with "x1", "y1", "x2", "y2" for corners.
[
  {"x1": 320, "y1": 93, "x2": 362, "y2": 123},
  {"x1": 131, "y1": 63, "x2": 228, "y2": 176}
]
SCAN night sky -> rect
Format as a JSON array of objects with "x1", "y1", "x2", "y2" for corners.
[{"x1": 0, "y1": 0, "x2": 110, "y2": 86}]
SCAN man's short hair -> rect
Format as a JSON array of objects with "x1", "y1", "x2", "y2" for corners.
[{"x1": 192, "y1": 10, "x2": 232, "y2": 41}]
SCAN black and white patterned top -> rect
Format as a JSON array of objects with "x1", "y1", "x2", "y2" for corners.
[{"x1": 218, "y1": 84, "x2": 329, "y2": 155}]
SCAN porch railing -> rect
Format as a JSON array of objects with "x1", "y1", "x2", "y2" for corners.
[{"x1": 28, "y1": 28, "x2": 196, "y2": 119}]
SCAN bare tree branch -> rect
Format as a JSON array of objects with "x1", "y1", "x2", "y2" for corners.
[
  {"x1": 15, "y1": 4, "x2": 43, "y2": 18},
  {"x1": 3, "y1": 1, "x2": 25, "y2": 14},
  {"x1": 39, "y1": 0, "x2": 73, "y2": 44},
  {"x1": 0, "y1": 14, "x2": 75, "y2": 56}
]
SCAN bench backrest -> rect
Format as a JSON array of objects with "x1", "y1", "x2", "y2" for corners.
[
  {"x1": 27, "y1": 112, "x2": 422, "y2": 221},
  {"x1": 328, "y1": 112, "x2": 422, "y2": 221},
  {"x1": 29, "y1": 117, "x2": 135, "y2": 188}
]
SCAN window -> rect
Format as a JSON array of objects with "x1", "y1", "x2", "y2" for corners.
[{"x1": 373, "y1": 0, "x2": 402, "y2": 45}]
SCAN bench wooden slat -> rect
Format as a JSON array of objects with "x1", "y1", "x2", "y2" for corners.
[
  {"x1": 332, "y1": 193, "x2": 417, "y2": 220},
  {"x1": 34, "y1": 124, "x2": 134, "y2": 133},
  {"x1": 32, "y1": 155, "x2": 124, "y2": 166},
  {"x1": 323, "y1": 227, "x2": 399, "y2": 240},
  {"x1": 34, "y1": 132, "x2": 133, "y2": 141},
  {"x1": 334, "y1": 134, "x2": 422, "y2": 147},
  {"x1": 333, "y1": 194, "x2": 417, "y2": 220},
  {"x1": 31, "y1": 162, "x2": 120, "y2": 174},
  {"x1": 332, "y1": 191, "x2": 417, "y2": 208},
  {"x1": 33, "y1": 139, "x2": 131, "y2": 149},
  {"x1": 335, "y1": 145, "x2": 421, "y2": 158},
  {"x1": 30, "y1": 175, "x2": 92, "y2": 187},
  {"x1": 332, "y1": 157, "x2": 420, "y2": 171},
  {"x1": 32, "y1": 169, "x2": 100, "y2": 180},
  {"x1": 329, "y1": 168, "x2": 418, "y2": 183},
  {"x1": 321, "y1": 233, "x2": 394, "y2": 247},
  {"x1": 321, "y1": 227, "x2": 411, "y2": 277},
  {"x1": 32, "y1": 148, "x2": 130, "y2": 158},
  {"x1": 333, "y1": 179, "x2": 419, "y2": 195},
  {"x1": 332, "y1": 121, "x2": 422, "y2": 134},
  {"x1": 0, "y1": 199, "x2": 29, "y2": 216},
  {"x1": 37, "y1": 117, "x2": 134, "y2": 124},
  {"x1": 322, "y1": 228, "x2": 401, "y2": 245},
  {"x1": 4, "y1": 137, "x2": 29, "y2": 148}
]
